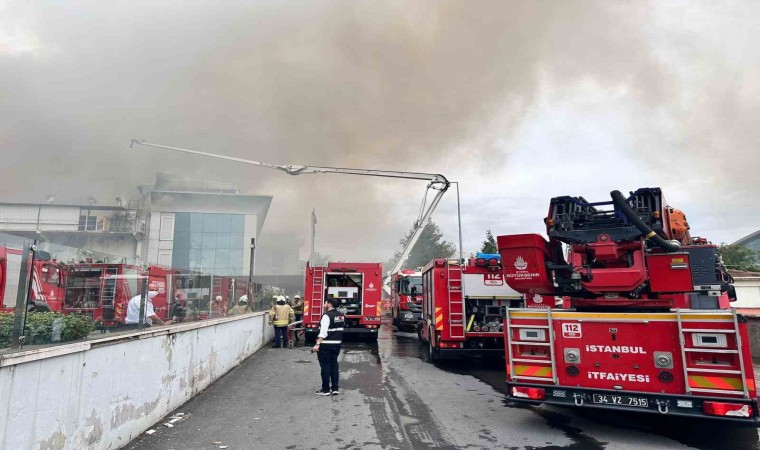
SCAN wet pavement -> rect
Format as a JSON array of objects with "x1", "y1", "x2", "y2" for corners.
[{"x1": 127, "y1": 317, "x2": 760, "y2": 449}]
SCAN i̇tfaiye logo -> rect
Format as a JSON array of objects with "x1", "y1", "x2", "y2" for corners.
[
  {"x1": 533, "y1": 294, "x2": 543, "y2": 304},
  {"x1": 514, "y1": 256, "x2": 528, "y2": 271}
]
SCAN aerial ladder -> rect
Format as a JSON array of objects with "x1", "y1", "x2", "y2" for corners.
[{"x1": 130, "y1": 139, "x2": 450, "y2": 295}]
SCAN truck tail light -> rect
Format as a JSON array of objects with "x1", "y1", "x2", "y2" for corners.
[
  {"x1": 512, "y1": 386, "x2": 545, "y2": 400},
  {"x1": 703, "y1": 401, "x2": 752, "y2": 418}
]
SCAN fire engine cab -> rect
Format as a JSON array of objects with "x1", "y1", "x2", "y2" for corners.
[
  {"x1": 498, "y1": 188, "x2": 758, "y2": 423},
  {"x1": 303, "y1": 262, "x2": 383, "y2": 344},
  {"x1": 391, "y1": 269, "x2": 423, "y2": 330},
  {"x1": 1, "y1": 246, "x2": 65, "y2": 313},
  {"x1": 418, "y1": 254, "x2": 523, "y2": 362}
]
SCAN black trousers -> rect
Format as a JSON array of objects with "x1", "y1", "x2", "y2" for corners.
[{"x1": 317, "y1": 345, "x2": 341, "y2": 392}]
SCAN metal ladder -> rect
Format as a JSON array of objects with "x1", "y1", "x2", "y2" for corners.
[
  {"x1": 100, "y1": 267, "x2": 118, "y2": 308},
  {"x1": 310, "y1": 267, "x2": 325, "y2": 321},
  {"x1": 505, "y1": 308, "x2": 557, "y2": 384},
  {"x1": 447, "y1": 262, "x2": 464, "y2": 338},
  {"x1": 676, "y1": 308, "x2": 749, "y2": 398}
]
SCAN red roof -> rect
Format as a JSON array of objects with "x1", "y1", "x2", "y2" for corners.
[
  {"x1": 737, "y1": 308, "x2": 760, "y2": 317},
  {"x1": 729, "y1": 269, "x2": 760, "y2": 278}
]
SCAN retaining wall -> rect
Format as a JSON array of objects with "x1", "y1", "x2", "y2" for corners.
[{"x1": 0, "y1": 312, "x2": 273, "y2": 450}]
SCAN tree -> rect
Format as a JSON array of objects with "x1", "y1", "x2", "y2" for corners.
[
  {"x1": 480, "y1": 229, "x2": 498, "y2": 254},
  {"x1": 719, "y1": 244, "x2": 760, "y2": 272},
  {"x1": 390, "y1": 220, "x2": 457, "y2": 270}
]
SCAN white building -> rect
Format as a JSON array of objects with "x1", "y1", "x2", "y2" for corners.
[{"x1": 0, "y1": 173, "x2": 271, "y2": 277}]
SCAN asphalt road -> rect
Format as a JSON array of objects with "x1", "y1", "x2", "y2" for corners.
[{"x1": 127, "y1": 318, "x2": 760, "y2": 450}]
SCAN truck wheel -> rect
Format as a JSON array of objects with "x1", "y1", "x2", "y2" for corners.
[
  {"x1": 427, "y1": 333, "x2": 439, "y2": 363},
  {"x1": 305, "y1": 333, "x2": 316, "y2": 346},
  {"x1": 366, "y1": 332, "x2": 378, "y2": 343}
]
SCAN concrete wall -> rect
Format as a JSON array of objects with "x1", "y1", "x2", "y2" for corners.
[
  {"x1": 734, "y1": 278, "x2": 760, "y2": 308},
  {"x1": 0, "y1": 312, "x2": 274, "y2": 450}
]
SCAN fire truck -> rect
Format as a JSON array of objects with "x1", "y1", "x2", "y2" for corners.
[
  {"x1": 418, "y1": 254, "x2": 523, "y2": 362},
  {"x1": 63, "y1": 262, "x2": 176, "y2": 326},
  {"x1": 303, "y1": 262, "x2": 383, "y2": 344},
  {"x1": 498, "y1": 188, "x2": 758, "y2": 423},
  {"x1": 390, "y1": 269, "x2": 423, "y2": 330},
  {"x1": 1, "y1": 246, "x2": 182, "y2": 327},
  {"x1": 1, "y1": 246, "x2": 65, "y2": 313}
]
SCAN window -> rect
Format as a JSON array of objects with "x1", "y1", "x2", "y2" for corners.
[
  {"x1": 160, "y1": 214, "x2": 175, "y2": 240},
  {"x1": 78, "y1": 215, "x2": 97, "y2": 231},
  {"x1": 158, "y1": 250, "x2": 172, "y2": 267},
  {"x1": 171, "y1": 213, "x2": 246, "y2": 276}
]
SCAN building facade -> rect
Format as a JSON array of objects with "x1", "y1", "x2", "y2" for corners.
[{"x1": 0, "y1": 173, "x2": 271, "y2": 277}]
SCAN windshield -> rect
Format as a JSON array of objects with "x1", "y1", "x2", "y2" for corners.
[{"x1": 400, "y1": 276, "x2": 422, "y2": 295}]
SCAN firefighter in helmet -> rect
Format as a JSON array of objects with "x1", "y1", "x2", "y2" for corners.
[
  {"x1": 269, "y1": 296, "x2": 294, "y2": 348},
  {"x1": 229, "y1": 295, "x2": 252, "y2": 315}
]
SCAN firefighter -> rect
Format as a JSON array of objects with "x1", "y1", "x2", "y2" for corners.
[
  {"x1": 313, "y1": 297, "x2": 344, "y2": 396},
  {"x1": 292, "y1": 294, "x2": 304, "y2": 342},
  {"x1": 229, "y1": 295, "x2": 252, "y2": 315},
  {"x1": 125, "y1": 282, "x2": 166, "y2": 327},
  {"x1": 210, "y1": 295, "x2": 226, "y2": 318},
  {"x1": 269, "y1": 297, "x2": 294, "y2": 348}
]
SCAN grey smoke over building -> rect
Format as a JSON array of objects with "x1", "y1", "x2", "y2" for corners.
[{"x1": 1, "y1": 1, "x2": 758, "y2": 262}]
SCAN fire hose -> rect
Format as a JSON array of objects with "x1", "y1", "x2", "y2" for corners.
[{"x1": 610, "y1": 190, "x2": 680, "y2": 253}]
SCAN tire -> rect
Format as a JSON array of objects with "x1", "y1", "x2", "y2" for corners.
[
  {"x1": 416, "y1": 323, "x2": 423, "y2": 341},
  {"x1": 366, "y1": 332, "x2": 378, "y2": 343},
  {"x1": 427, "y1": 331, "x2": 439, "y2": 363},
  {"x1": 305, "y1": 332, "x2": 316, "y2": 346}
]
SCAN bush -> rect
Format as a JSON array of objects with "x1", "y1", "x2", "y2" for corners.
[{"x1": 0, "y1": 312, "x2": 96, "y2": 348}]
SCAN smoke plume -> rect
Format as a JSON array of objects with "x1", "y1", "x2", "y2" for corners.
[{"x1": 1, "y1": 1, "x2": 758, "y2": 262}]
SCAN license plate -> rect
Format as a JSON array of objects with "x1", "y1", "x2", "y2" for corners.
[{"x1": 592, "y1": 394, "x2": 648, "y2": 408}]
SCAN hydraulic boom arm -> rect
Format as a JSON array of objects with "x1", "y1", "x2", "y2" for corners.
[{"x1": 130, "y1": 139, "x2": 450, "y2": 295}]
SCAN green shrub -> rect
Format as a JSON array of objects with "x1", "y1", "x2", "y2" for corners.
[{"x1": 0, "y1": 312, "x2": 96, "y2": 348}]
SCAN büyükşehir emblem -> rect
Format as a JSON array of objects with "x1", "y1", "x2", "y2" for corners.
[{"x1": 514, "y1": 256, "x2": 528, "y2": 271}]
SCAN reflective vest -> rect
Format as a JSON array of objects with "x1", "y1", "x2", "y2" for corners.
[
  {"x1": 321, "y1": 309, "x2": 345, "y2": 346},
  {"x1": 270, "y1": 304, "x2": 294, "y2": 326}
]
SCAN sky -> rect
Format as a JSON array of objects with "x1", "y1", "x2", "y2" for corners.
[{"x1": 1, "y1": 1, "x2": 758, "y2": 264}]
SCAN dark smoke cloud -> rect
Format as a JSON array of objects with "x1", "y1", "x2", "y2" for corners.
[{"x1": 1, "y1": 1, "x2": 758, "y2": 261}]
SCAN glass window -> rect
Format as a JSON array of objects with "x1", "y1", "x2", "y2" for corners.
[
  {"x1": 190, "y1": 232, "x2": 203, "y2": 249},
  {"x1": 190, "y1": 213, "x2": 204, "y2": 232},
  {"x1": 215, "y1": 248, "x2": 230, "y2": 269},
  {"x1": 201, "y1": 235, "x2": 215, "y2": 250},
  {"x1": 217, "y1": 214, "x2": 231, "y2": 233},
  {"x1": 173, "y1": 231, "x2": 190, "y2": 249},
  {"x1": 174, "y1": 213, "x2": 190, "y2": 232},
  {"x1": 230, "y1": 250, "x2": 244, "y2": 273},
  {"x1": 230, "y1": 233, "x2": 244, "y2": 250},
  {"x1": 172, "y1": 249, "x2": 189, "y2": 270},
  {"x1": 203, "y1": 214, "x2": 218, "y2": 233},
  {"x1": 216, "y1": 233, "x2": 230, "y2": 249},
  {"x1": 189, "y1": 249, "x2": 203, "y2": 269},
  {"x1": 230, "y1": 215, "x2": 245, "y2": 233},
  {"x1": 201, "y1": 248, "x2": 216, "y2": 268}
]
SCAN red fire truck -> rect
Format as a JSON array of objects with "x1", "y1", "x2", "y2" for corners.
[
  {"x1": 498, "y1": 188, "x2": 758, "y2": 423},
  {"x1": 1, "y1": 246, "x2": 65, "y2": 313},
  {"x1": 63, "y1": 262, "x2": 176, "y2": 326},
  {"x1": 418, "y1": 254, "x2": 523, "y2": 362},
  {"x1": 1, "y1": 246, "x2": 180, "y2": 327},
  {"x1": 303, "y1": 262, "x2": 383, "y2": 344},
  {"x1": 390, "y1": 269, "x2": 423, "y2": 331}
]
